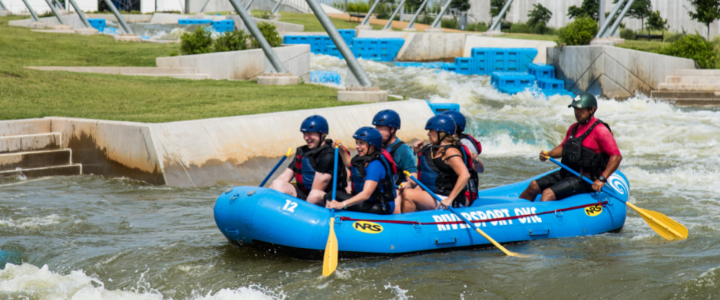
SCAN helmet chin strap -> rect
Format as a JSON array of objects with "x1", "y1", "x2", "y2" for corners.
[{"x1": 579, "y1": 108, "x2": 596, "y2": 124}]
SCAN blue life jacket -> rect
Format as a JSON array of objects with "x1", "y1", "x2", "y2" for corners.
[
  {"x1": 417, "y1": 144, "x2": 470, "y2": 207},
  {"x1": 293, "y1": 140, "x2": 346, "y2": 193},
  {"x1": 350, "y1": 149, "x2": 398, "y2": 213}
]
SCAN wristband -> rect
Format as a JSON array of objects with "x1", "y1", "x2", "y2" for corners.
[
  {"x1": 343, "y1": 202, "x2": 347, "y2": 209},
  {"x1": 598, "y1": 175, "x2": 607, "y2": 183}
]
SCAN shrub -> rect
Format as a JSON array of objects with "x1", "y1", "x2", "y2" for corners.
[
  {"x1": 180, "y1": 27, "x2": 213, "y2": 55},
  {"x1": 347, "y1": 1, "x2": 369, "y2": 13},
  {"x1": 664, "y1": 32, "x2": 685, "y2": 43},
  {"x1": 620, "y1": 28, "x2": 636, "y2": 40},
  {"x1": 441, "y1": 18, "x2": 457, "y2": 29},
  {"x1": 214, "y1": 29, "x2": 249, "y2": 52},
  {"x1": 557, "y1": 16, "x2": 598, "y2": 46},
  {"x1": 659, "y1": 34, "x2": 719, "y2": 69},
  {"x1": 251, "y1": 22, "x2": 282, "y2": 48},
  {"x1": 466, "y1": 21, "x2": 489, "y2": 32}
]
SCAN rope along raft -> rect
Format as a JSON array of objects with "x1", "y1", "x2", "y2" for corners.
[{"x1": 339, "y1": 201, "x2": 609, "y2": 225}]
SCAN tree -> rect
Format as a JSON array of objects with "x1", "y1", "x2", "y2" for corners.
[
  {"x1": 613, "y1": 0, "x2": 651, "y2": 30},
  {"x1": 686, "y1": 0, "x2": 720, "y2": 40},
  {"x1": 646, "y1": 10, "x2": 668, "y2": 32},
  {"x1": 567, "y1": 0, "x2": 598, "y2": 21},
  {"x1": 450, "y1": 0, "x2": 470, "y2": 30},
  {"x1": 490, "y1": 0, "x2": 510, "y2": 21},
  {"x1": 527, "y1": 3, "x2": 552, "y2": 34}
]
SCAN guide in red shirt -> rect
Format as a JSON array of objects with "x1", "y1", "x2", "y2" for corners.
[{"x1": 519, "y1": 92, "x2": 623, "y2": 201}]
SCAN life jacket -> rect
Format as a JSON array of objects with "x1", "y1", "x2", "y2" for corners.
[
  {"x1": 387, "y1": 140, "x2": 407, "y2": 185},
  {"x1": 350, "y1": 149, "x2": 398, "y2": 213},
  {"x1": 560, "y1": 119, "x2": 612, "y2": 181},
  {"x1": 458, "y1": 133, "x2": 482, "y2": 154},
  {"x1": 294, "y1": 139, "x2": 347, "y2": 193},
  {"x1": 417, "y1": 144, "x2": 471, "y2": 207},
  {"x1": 458, "y1": 134, "x2": 481, "y2": 205}
]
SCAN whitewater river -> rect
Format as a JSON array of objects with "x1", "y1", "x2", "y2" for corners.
[{"x1": 1, "y1": 55, "x2": 719, "y2": 299}]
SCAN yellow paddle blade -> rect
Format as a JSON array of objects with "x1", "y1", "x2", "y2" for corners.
[
  {"x1": 322, "y1": 217, "x2": 338, "y2": 276},
  {"x1": 285, "y1": 147, "x2": 292, "y2": 157},
  {"x1": 626, "y1": 202, "x2": 688, "y2": 240},
  {"x1": 474, "y1": 228, "x2": 529, "y2": 258}
]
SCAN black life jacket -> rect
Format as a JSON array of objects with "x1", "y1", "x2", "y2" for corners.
[
  {"x1": 417, "y1": 144, "x2": 471, "y2": 207},
  {"x1": 350, "y1": 149, "x2": 398, "y2": 213},
  {"x1": 560, "y1": 119, "x2": 612, "y2": 180},
  {"x1": 294, "y1": 139, "x2": 347, "y2": 193}
]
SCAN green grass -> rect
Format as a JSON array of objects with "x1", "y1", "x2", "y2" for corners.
[
  {"x1": 0, "y1": 15, "x2": 359, "y2": 123},
  {"x1": 616, "y1": 40, "x2": 669, "y2": 54},
  {"x1": 250, "y1": 11, "x2": 390, "y2": 31}
]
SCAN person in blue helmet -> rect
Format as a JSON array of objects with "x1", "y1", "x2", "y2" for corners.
[
  {"x1": 325, "y1": 127, "x2": 398, "y2": 215},
  {"x1": 441, "y1": 110, "x2": 484, "y2": 205},
  {"x1": 372, "y1": 109, "x2": 417, "y2": 214},
  {"x1": 402, "y1": 115, "x2": 471, "y2": 212},
  {"x1": 270, "y1": 115, "x2": 347, "y2": 206}
]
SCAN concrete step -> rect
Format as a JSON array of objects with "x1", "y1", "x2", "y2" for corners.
[
  {"x1": 674, "y1": 69, "x2": 720, "y2": 76},
  {"x1": 27, "y1": 66, "x2": 199, "y2": 75},
  {"x1": 0, "y1": 149, "x2": 71, "y2": 171},
  {"x1": 651, "y1": 91, "x2": 720, "y2": 106},
  {"x1": 0, "y1": 132, "x2": 61, "y2": 154},
  {"x1": 0, "y1": 164, "x2": 82, "y2": 178},
  {"x1": 144, "y1": 73, "x2": 210, "y2": 80},
  {"x1": 666, "y1": 76, "x2": 720, "y2": 84},
  {"x1": 658, "y1": 83, "x2": 720, "y2": 91}
]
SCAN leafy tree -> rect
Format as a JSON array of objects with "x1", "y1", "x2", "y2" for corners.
[
  {"x1": 686, "y1": 0, "x2": 720, "y2": 40},
  {"x1": 646, "y1": 10, "x2": 668, "y2": 32},
  {"x1": 613, "y1": 0, "x2": 651, "y2": 30},
  {"x1": 490, "y1": 0, "x2": 510, "y2": 21},
  {"x1": 526, "y1": 3, "x2": 552, "y2": 34},
  {"x1": 567, "y1": 0, "x2": 598, "y2": 21}
]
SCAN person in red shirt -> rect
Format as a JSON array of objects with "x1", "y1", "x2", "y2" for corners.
[{"x1": 519, "y1": 93, "x2": 623, "y2": 201}]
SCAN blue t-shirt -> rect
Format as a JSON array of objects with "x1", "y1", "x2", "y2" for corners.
[
  {"x1": 353, "y1": 160, "x2": 386, "y2": 194},
  {"x1": 385, "y1": 138, "x2": 417, "y2": 182}
]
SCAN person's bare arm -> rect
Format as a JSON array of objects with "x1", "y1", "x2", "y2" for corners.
[
  {"x1": 439, "y1": 149, "x2": 470, "y2": 208},
  {"x1": 276, "y1": 168, "x2": 295, "y2": 182},
  {"x1": 540, "y1": 145, "x2": 563, "y2": 161}
]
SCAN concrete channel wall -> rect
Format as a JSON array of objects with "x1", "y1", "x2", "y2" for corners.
[
  {"x1": 547, "y1": 46, "x2": 696, "y2": 99},
  {"x1": 0, "y1": 101, "x2": 434, "y2": 187},
  {"x1": 85, "y1": 13, "x2": 153, "y2": 23},
  {"x1": 156, "y1": 44, "x2": 311, "y2": 81},
  {"x1": 9, "y1": 14, "x2": 85, "y2": 28}
]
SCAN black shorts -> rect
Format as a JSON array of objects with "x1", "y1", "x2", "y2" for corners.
[
  {"x1": 293, "y1": 185, "x2": 308, "y2": 200},
  {"x1": 323, "y1": 191, "x2": 389, "y2": 215},
  {"x1": 535, "y1": 170, "x2": 593, "y2": 200}
]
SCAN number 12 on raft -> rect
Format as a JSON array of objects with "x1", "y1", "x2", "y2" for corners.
[{"x1": 282, "y1": 200, "x2": 297, "y2": 213}]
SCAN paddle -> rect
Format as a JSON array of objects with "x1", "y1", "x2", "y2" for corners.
[
  {"x1": 322, "y1": 146, "x2": 340, "y2": 276},
  {"x1": 404, "y1": 171, "x2": 526, "y2": 257},
  {"x1": 259, "y1": 147, "x2": 293, "y2": 187},
  {"x1": 545, "y1": 156, "x2": 688, "y2": 241}
]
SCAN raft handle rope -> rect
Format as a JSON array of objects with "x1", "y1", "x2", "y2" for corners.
[{"x1": 338, "y1": 201, "x2": 608, "y2": 226}]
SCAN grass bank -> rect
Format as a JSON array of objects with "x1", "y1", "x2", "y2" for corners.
[{"x1": 0, "y1": 16, "x2": 359, "y2": 123}]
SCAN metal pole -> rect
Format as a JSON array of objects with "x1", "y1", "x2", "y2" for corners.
[
  {"x1": 199, "y1": 0, "x2": 211, "y2": 12},
  {"x1": 244, "y1": 0, "x2": 255, "y2": 10},
  {"x1": 68, "y1": 0, "x2": 91, "y2": 27},
  {"x1": 360, "y1": 0, "x2": 380, "y2": 26},
  {"x1": 383, "y1": 0, "x2": 405, "y2": 29},
  {"x1": 229, "y1": 0, "x2": 287, "y2": 73},
  {"x1": 21, "y1": 0, "x2": 40, "y2": 21},
  {"x1": 598, "y1": 0, "x2": 605, "y2": 30},
  {"x1": 305, "y1": 0, "x2": 372, "y2": 86},
  {"x1": 101, "y1": 0, "x2": 133, "y2": 34},
  {"x1": 489, "y1": 0, "x2": 513, "y2": 31},
  {"x1": 429, "y1": 0, "x2": 451, "y2": 28},
  {"x1": 0, "y1": 0, "x2": 7, "y2": 11},
  {"x1": 43, "y1": 0, "x2": 65, "y2": 24},
  {"x1": 595, "y1": 0, "x2": 625, "y2": 38},
  {"x1": 404, "y1": 0, "x2": 428, "y2": 29},
  {"x1": 271, "y1": 0, "x2": 283, "y2": 14},
  {"x1": 602, "y1": 0, "x2": 634, "y2": 38}
]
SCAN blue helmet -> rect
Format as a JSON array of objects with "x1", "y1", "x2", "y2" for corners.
[
  {"x1": 425, "y1": 115, "x2": 456, "y2": 136},
  {"x1": 372, "y1": 109, "x2": 401, "y2": 129},
  {"x1": 441, "y1": 110, "x2": 466, "y2": 132},
  {"x1": 300, "y1": 115, "x2": 329, "y2": 134},
  {"x1": 353, "y1": 126, "x2": 383, "y2": 149}
]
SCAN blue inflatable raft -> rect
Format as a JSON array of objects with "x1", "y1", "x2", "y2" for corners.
[{"x1": 214, "y1": 170, "x2": 629, "y2": 259}]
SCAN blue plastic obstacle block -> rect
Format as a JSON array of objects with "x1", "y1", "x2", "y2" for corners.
[
  {"x1": 527, "y1": 63, "x2": 555, "y2": 79},
  {"x1": 536, "y1": 77, "x2": 565, "y2": 90},
  {"x1": 310, "y1": 36, "x2": 333, "y2": 54},
  {"x1": 441, "y1": 63, "x2": 457, "y2": 73},
  {"x1": 327, "y1": 45, "x2": 353, "y2": 59},
  {"x1": 454, "y1": 57, "x2": 474, "y2": 75},
  {"x1": 471, "y1": 48, "x2": 538, "y2": 74},
  {"x1": 425, "y1": 101, "x2": 461, "y2": 115},
  {"x1": 491, "y1": 72, "x2": 536, "y2": 94},
  {"x1": 352, "y1": 38, "x2": 405, "y2": 61},
  {"x1": 179, "y1": 19, "x2": 213, "y2": 25},
  {"x1": 394, "y1": 62, "x2": 445, "y2": 69},
  {"x1": 87, "y1": 18, "x2": 106, "y2": 32},
  {"x1": 470, "y1": 48, "x2": 492, "y2": 75},
  {"x1": 338, "y1": 29, "x2": 355, "y2": 45},
  {"x1": 211, "y1": 20, "x2": 234, "y2": 32},
  {"x1": 283, "y1": 35, "x2": 310, "y2": 45},
  {"x1": 310, "y1": 70, "x2": 342, "y2": 85}
]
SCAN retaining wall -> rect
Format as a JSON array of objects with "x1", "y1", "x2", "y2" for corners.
[
  {"x1": 547, "y1": 46, "x2": 696, "y2": 99},
  {"x1": 0, "y1": 119, "x2": 51, "y2": 136},
  {"x1": 156, "y1": 44, "x2": 310, "y2": 81},
  {"x1": 8, "y1": 14, "x2": 85, "y2": 28},
  {"x1": 85, "y1": 13, "x2": 153, "y2": 23},
  {"x1": 228, "y1": 15, "x2": 304, "y2": 33}
]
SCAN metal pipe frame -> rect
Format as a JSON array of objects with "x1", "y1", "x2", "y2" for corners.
[
  {"x1": 101, "y1": 0, "x2": 133, "y2": 34},
  {"x1": 199, "y1": 0, "x2": 211, "y2": 12},
  {"x1": 360, "y1": 0, "x2": 380, "y2": 26},
  {"x1": 598, "y1": 0, "x2": 605, "y2": 30},
  {"x1": 244, "y1": 0, "x2": 255, "y2": 10},
  {"x1": 20, "y1": 0, "x2": 40, "y2": 21},
  {"x1": 404, "y1": 0, "x2": 429, "y2": 29},
  {"x1": 602, "y1": 0, "x2": 634, "y2": 38},
  {"x1": 305, "y1": 0, "x2": 372, "y2": 86},
  {"x1": 489, "y1": 0, "x2": 514, "y2": 31},
  {"x1": 68, "y1": 0, "x2": 91, "y2": 27},
  {"x1": 383, "y1": 0, "x2": 405, "y2": 30},
  {"x1": 595, "y1": 0, "x2": 625, "y2": 38},
  {"x1": 429, "y1": 0, "x2": 452, "y2": 28},
  {"x1": 42, "y1": 0, "x2": 65, "y2": 24},
  {"x1": 271, "y1": 0, "x2": 283, "y2": 14},
  {"x1": 0, "y1": 0, "x2": 8, "y2": 10},
  {"x1": 229, "y1": 0, "x2": 287, "y2": 73}
]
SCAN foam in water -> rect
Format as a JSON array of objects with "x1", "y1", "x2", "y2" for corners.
[{"x1": 0, "y1": 214, "x2": 66, "y2": 229}]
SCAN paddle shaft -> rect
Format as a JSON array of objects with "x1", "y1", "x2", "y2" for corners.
[
  {"x1": 405, "y1": 172, "x2": 524, "y2": 257},
  {"x1": 322, "y1": 146, "x2": 341, "y2": 277},
  {"x1": 259, "y1": 148, "x2": 292, "y2": 187}
]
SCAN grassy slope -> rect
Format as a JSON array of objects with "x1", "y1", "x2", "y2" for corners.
[
  {"x1": 0, "y1": 16, "x2": 357, "y2": 123},
  {"x1": 244, "y1": 10, "x2": 387, "y2": 31}
]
